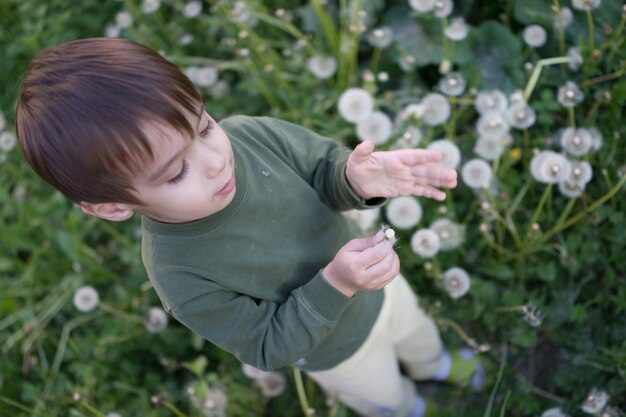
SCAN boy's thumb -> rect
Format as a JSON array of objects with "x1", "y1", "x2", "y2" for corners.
[{"x1": 351, "y1": 140, "x2": 375, "y2": 163}]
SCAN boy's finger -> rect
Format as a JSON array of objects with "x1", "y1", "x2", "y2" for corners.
[
  {"x1": 356, "y1": 238, "x2": 394, "y2": 268},
  {"x1": 344, "y1": 230, "x2": 385, "y2": 252}
]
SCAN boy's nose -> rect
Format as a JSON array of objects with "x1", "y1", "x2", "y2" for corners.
[{"x1": 199, "y1": 147, "x2": 226, "y2": 178}]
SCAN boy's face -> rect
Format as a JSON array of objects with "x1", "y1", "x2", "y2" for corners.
[{"x1": 129, "y1": 109, "x2": 236, "y2": 223}]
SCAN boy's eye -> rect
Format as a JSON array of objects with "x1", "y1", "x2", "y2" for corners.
[
  {"x1": 200, "y1": 118, "x2": 216, "y2": 138},
  {"x1": 168, "y1": 160, "x2": 189, "y2": 184}
]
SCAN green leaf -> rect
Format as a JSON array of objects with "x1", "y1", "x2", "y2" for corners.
[
  {"x1": 182, "y1": 355, "x2": 209, "y2": 378},
  {"x1": 513, "y1": 0, "x2": 554, "y2": 27},
  {"x1": 537, "y1": 262, "x2": 557, "y2": 282},
  {"x1": 478, "y1": 260, "x2": 515, "y2": 280}
]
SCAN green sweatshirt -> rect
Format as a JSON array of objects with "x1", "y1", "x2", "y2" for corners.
[{"x1": 141, "y1": 116, "x2": 385, "y2": 371}]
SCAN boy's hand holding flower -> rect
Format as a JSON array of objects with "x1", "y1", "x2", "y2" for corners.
[{"x1": 346, "y1": 140, "x2": 458, "y2": 201}]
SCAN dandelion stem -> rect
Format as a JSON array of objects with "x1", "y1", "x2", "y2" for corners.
[
  {"x1": 293, "y1": 367, "x2": 313, "y2": 417},
  {"x1": 310, "y1": 0, "x2": 339, "y2": 54},
  {"x1": 436, "y1": 317, "x2": 482, "y2": 350},
  {"x1": 553, "y1": 0, "x2": 566, "y2": 79},
  {"x1": 586, "y1": 10, "x2": 595, "y2": 52},
  {"x1": 160, "y1": 400, "x2": 191, "y2": 417},
  {"x1": 524, "y1": 57, "x2": 573, "y2": 101},
  {"x1": 81, "y1": 401, "x2": 107, "y2": 417},
  {"x1": 580, "y1": 67, "x2": 626, "y2": 88},
  {"x1": 370, "y1": 47, "x2": 381, "y2": 73},
  {"x1": 98, "y1": 302, "x2": 145, "y2": 325},
  {"x1": 526, "y1": 183, "x2": 553, "y2": 238},
  {"x1": 568, "y1": 107, "x2": 576, "y2": 130},
  {"x1": 441, "y1": 17, "x2": 449, "y2": 59},
  {"x1": 554, "y1": 197, "x2": 578, "y2": 230},
  {"x1": 538, "y1": 174, "x2": 626, "y2": 245},
  {"x1": 523, "y1": 129, "x2": 530, "y2": 166},
  {"x1": 601, "y1": 170, "x2": 617, "y2": 208}
]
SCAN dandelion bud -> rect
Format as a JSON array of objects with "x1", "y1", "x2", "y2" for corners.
[
  {"x1": 151, "y1": 395, "x2": 161, "y2": 405},
  {"x1": 439, "y1": 59, "x2": 452, "y2": 74},
  {"x1": 479, "y1": 222, "x2": 489, "y2": 233},
  {"x1": 238, "y1": 30, "x2": 248, "y2": 39},
  {"x1": 591, "y1": 49, "x2": 601, "y2": 59},
  {"x1": 377, "y1": 71, "x2": 389, "y2": 82},
  {"x1": 480, "y1": 201, "x2": 491, "y2": 211},
  {"x1": 237, "y1": 48, "x2": 250, "y2": 57},
  {"x1": 438, "y1": 205, "x2": 448, "y2": 214},
  {"x1": 524, "y1": 62, "x2": 534, "y2": 72},
  {"x1": 478, "y1": 344, "x2": 491, "y2": 353},
  {"x1": 603, "y1": 24, "x2": 613, "y2": 36},
  {"x1": 424, "y1": 262, "x2": 433, "y2": 271},
  {"x1": 73, "y1": 392, "x2": 81, "y2": 402},
  {"x1": 275, "y1": 8, "x2": 286, "y2": 18},
  {"x1": 531, "y1": 223, "x2": 540, "y2": 231}
]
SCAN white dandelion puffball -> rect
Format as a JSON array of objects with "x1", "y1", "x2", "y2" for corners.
[
  {"x1": 443, "y1": 267, "x2": 471, "y2": 299},
  {"x1": 397, "y1": 103, "x2": 425, "y2": 124},
  {"x1": 589, "y1": 127, "x2": 603, "y2": 151},
  {"x1": 115, "y1": 11, "x2": 133, "y2": 29},
  {"x1": 187, "y1": 385, "x2": 228, "y2": 417},
  {"x1": 338, "y1": 88, "x2": 374, "y2": 123},
  {"x1": 367, "y1": 27, "x2": 394, "y2": 48},
  {"x1": 408, "y1": 0, "x2": 436, "y2": 13},
  {"x1": 461, "y1": 159, "x2": 492, "y2": 189},
  {"x1": 433, "y1": 0, "x2": 454, "y2": 17},
  {"x1": 430, "y1": 218, "x2": 463, "y2": 250},
  {"x1": 307, "y1": 55, "x2": 337, "y2": 80},
  {"x1": 0, "y1": 131, "x2": 17, "y2": 152},
  {"x1": 183, "y1": 0, "x2": 202, "y2": 18},
  {"x1": 141, "y1": 0, "x2": 160, "y2": 14},
  {"x1": 530, "y1": 151, "x2": 571, "y2": 183},
  {"x1": 439, "y1": 72, "x2": 466, "y2": 97},
  {"x1": 192, "y1": 67, "x2": 219, "y2": 87},
  {"x1": 477, "y1": 110, "x2": 510, "y2": 139},
  {"x1": 411, "y1": 229, "x2": 441, "y2": 258},
  {"x1": 557, "y1": 81, "x2": 584, "y2": 108},
  {"x1": 105, "y1": 25, "x2": 121, "y2": 38},
  {"x1": 242, "y1": 363, "x2": 264, "y2": 379},
  {"x1": 541, "y1": 408, "x2": 570, "y2": 417},
  {"x1": 257, "y1": 372, "x2": 286, "y2": 397},
  {"x1": 553, "y1": 7, "x2": 573, "y2": 29},
  {"x1": 421, "y1": 93, "x2": 451, "y2": 126},
  {"x1": 106, "y1": 413, "x2": 122, "y2": 417},
  {"x1": 560, "y1": 127, "x2": 593, "y2": 157},
  {"x1": 567, "y1": 47, "x2": 583, "y2": 71},
  {"x1": 572, "y1": 0, "x2": 601, "y2": 11},
  {"x1": 567, "y1": 160, "x2": 593, "y2": 186},
  {"x1": 232, "y1": 1, "x2": 257, "y2": 26},
  {"x1": 427, "y1": 139, "x2": 461, "y2": 169},
  {"x1": 356, "y1": 111, "x2": 393, "y2": 144},
  {"x1": 73, "y1": 286, "x2": 99, "y2": 312},
  {"x1": 559, "y1": 180, "x2": 584, "y2": 198},
  {"x1": 506, "y1": 102, "x2": 536, "y2": 130},
  {"x1": 386, "y1": 196, "x2": 423, "y2": 230},
  {"x1": 445, "y1": 17, "x2": 469, "y2": 41},
  {"x1": 343, "y1": 207, "x2": 381, "y2": 231},
  {"x1": 475, "y1": 90, "x2": 508, "y2": 115},
  {"x1": 145, "y1": 307, "x2": 168, "y2": 333},
  {"x1": 474, "y1": 134, "x2": 508, "y2": 161},
  {"x1": 523, "y1": 25, "x2": 547, "y2": 48},
  {"x1": 581, "y1": 388, "x2": 609, "y2": 414},
  {"x1": 392, "y1": 126, "x2": 422, "y2": 150}
]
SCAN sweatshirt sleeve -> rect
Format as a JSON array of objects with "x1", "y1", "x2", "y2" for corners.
[
  {"x1": 165, "y1": 270, "x2": 354, "y2": 371},
  {"x1": 223, "y1": 116, "x2": 385, "y2": 211}
]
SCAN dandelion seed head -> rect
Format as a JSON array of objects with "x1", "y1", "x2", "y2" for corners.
[
  {"x1": 73, "y1": 285, "x2": 99, "y2": 312},
  {"x1": 410, "y1": 229, "x2": 441, "y2": 258},
  {"x1": 557, "y1": 81, "x2": 584, "y2": 108},
  {"x1": 443, "y1": 267, "x2": 471, "y2": 298},
  {"x1": 433, "y1": 0, "x2": 453, "y2": 17},
  {"x1": 572, "y1": 0, "x2": 601, "y2": 11},
  {"x1": 559, "y1": 179, "x2": 584, "y2": 198},
  {"x1": 106, "y1": 413, "x2": 122, "y2": 417},
  {"x1": 427, "y1": 139, "x2": 461, "y2": 169},
  {"x1": 356, "y1": 111, "x2": 393, "y2": 144},
  {"x1": 115, "y1": 11, "x2": 133, "y2": 29},
  {"x1": 232, "y1": 1, "x2": 257, "y2": 26},
  {"x1": 307, "y1": 55, "x2": 338, "y2": 80},
  {"x1": 257, "y1": 372, "x2": 286, "y2": 397},
  {"x1": 420, "y1": 93, "x2": 451, "y2": 126},
  {"x1": 0, "y1": 131, "x2": 16, "y2": 152},
  {"x1": 506, "y1": 102, "x2": 536, "y2": 130},
  {"x1": 444, "y1": 17, "x2": 469, "y2": 41},
  {"x1": 386, "y1": 196, "x2": 423, "y2": 229},
  {"x1": 541, "y1": 407, "x2": 570, "y2": 417},
  {"x1": 408, "y1": 0, "x2": 436, "y2": 13},
  {"x1": 560, "y1": 127, "x2": 593, "y2": 156},
  {"x1": 554, "y1": 7, "x2": 574, "y2": 28},
  {"x1": 461, "y1": 159, "x2": 493, "y2": 189},
  {"x1": 474, "y1": 134, "x2": 508, "y2": 161},
  {"x1": 343, "y1": 207, "x2": 380, "y2": 231},
  {"x1": 581, "y1": 388, "x2": 610, "y2": 414},
  {"x1": 392, "y1": 126, "x2": 422, "y2": 149},
  {"x1": 523, "y1": 25, "x2": 547, "y2": 48},
  {"x1": 145, "y1": 307, "x2": 168, "y2": 333},
  {"x1": 430, "y1": 218, "x2": 464, "y2": 250},
  {"x1": 589, "y1": 127, "x2": 603, "y2": 151},
  {"x1": 567, "y1": 47, "x2": 583, "y2": 71},
  {"x1": 338, "y1": 88, "x2": 374, "y2": 123},
  {"x1": 141, "y1": 0, "x2": 160, "y2": 14},
  {"x1": 477, "y1": 111, "x2": 510, "y2": 139},
  {"x1": 521, "y1": 303, "x2": 543, "y2": 327},
  {"x1": 183, "y1": 1, "x2": 202, "y2": 18},
  {"x1": 475, "y1": 90, "x2": 508, "y2": 115},
  {"x1": 105, "y1": 24, "x2": 121, "y2": 38},
  {"x1": 439, "y1": 72, "x2": 466, "y2": 97},
  {"x1": 367, "y1": 27, "x2": 394, "y2": 48},
  {"x1": 568, "y1": 160, "x2": 593, "y2": 186}
]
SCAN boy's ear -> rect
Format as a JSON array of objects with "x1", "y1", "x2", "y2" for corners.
[{"x1": 80, "y1": 202, "x2": 135, "y2": 222}]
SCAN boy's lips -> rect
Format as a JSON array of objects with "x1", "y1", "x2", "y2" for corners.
[{"x1": 216, "y1": 171, "x2": 236, "y2": 196}]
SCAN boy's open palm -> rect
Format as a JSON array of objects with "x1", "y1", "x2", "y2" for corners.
[
  {"x1": 323, "y1": 231, "x2": 399, "y2": 297},
  {"x1": 346, "y1": 140, "x2": 458, "y2": 201}
]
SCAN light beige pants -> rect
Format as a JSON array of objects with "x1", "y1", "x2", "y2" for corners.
[{"x1": 307, "y1": 274, "x2": 443, "y2": 417}]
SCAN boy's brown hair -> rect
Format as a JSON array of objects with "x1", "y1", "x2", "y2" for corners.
[{"x1": 15, "y1": 37, "x2": 202, "y2": 204}]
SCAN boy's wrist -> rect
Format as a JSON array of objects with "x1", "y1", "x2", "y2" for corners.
[{"x1": 321, "y1": 266, "x2": 357, "y2": 298}]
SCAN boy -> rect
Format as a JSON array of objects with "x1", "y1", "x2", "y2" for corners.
[{"x1": 16, "y1": 38, "x2": 476, "y2": 417}]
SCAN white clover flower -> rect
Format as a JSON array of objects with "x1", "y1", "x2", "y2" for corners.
[
  {"x1": 567, "y1": 160, "x2": 593, "y2": 186},
  {"x1": 567, "y1": 47, "x2": 583, "y2": 71},
  {"x1": 307, "y1": 55, "x2": 337, "y2": 80},
  {"x1": 73, "y1": 286, "x2": 99, "y2": 312},
  {"x1": 588, "y1": 127, "x2": 603, "y2": 151},
  {"x1": 115, "y1": 11, "x2": 133, "y2": 29},
  {"x1": 241, "y1": 363, "x2": 264, "y2": 379},
  {"x1": 553, "y1": 7, "x2": 574, "y2": 28},
  {"x1": 439, "y1": 72, "x2": 466, "y2": 97},
  {"x1": 530, "y1": 151, "x2": 571, "y2": 183},
  {"x1": 461, "y1": 159, "x2": 492, "y2": 189},
  {"x1": 397, "y1": 103, "x2": 425, "y2": 124},
  {"x1": 411, "y1": 229, "x2": 441, "y2": 258},
  {"x1": 560, "y1": 127, "x2": 593, "y2": 156},
  {"x1": 443, "y1": 267, "x2": 471, "y2": 298},
  {"x1": 343, "y1": 207, "x2": 381, "y2": 231},
  {"x1": 444, "y1": 17, "x2": 469, "y2": 41},
  {"x1": 386, "y1": 196, "x2": 422, "y2": 230},
  {"x1": 338, "y1": 88, "x2": 374, "y2": 123},
  {"x1": 475, "y1": 90, "x2": 508, "y2": 115},
  {"x1": 392, "y1": 126, "x2": 422, "y2": 150},
  {"x1": 572, "y1": 0, "x2": 601, "y2": 11},
  {"x1": 523, "y1": 25, "x2": 547, "y2": 48},
  {"x1": 145, "y1": 307, "x2": 168, "y2": 333},
  {"x1": 367, "y1": 27, "x2": 394, "y2": 48},
  {"x1": 581, "y1": 388, "x2": 610, "y2": 414},
  {"x1": 183, "y1": 1, "x2": 202, "y2": 18},
  {"x1": 433, "y1": 0, "x2": 453, "y2": 17},
  {"x1": 541, "y1": 408, "x2": 570, "y2": 417},
  {"x1": 356, "y1": 111, "x2": 392, "y2": 144},
  {"x1": 421, "y1": 93, "x2": 451, "y2": 126},
  {"x1": 521, "y1": 303, "x2": 543, "y2": 327},
  {"x1": 408, "y1": 0, "x2": 436, "y2": 13},
  {"x1": 141, "y1": 0, "x2": 160, "y2": 14},
  {"x1": 430, "y1": 218, "x2": 463, "y2": 250},
  {"x1": 506, "y1": 102, "x2": 536, "y2": 130},
  {"x1": 557, "y1": 81, "x2": 584, "y2": 108},
  {"x1": 104, "y1": 24, "x2": 121, "y2": 38},
  {"x1": 559, "y1": 179, "x2": 584, "y2": 198},
  {"x1": 257, "y1": 372, "x2": 286, "y2": 397},
  {"x1": 477, "y1": 110, "x2": 510, "y2": 139},
  {"x1": 427, "y1": 139, "x2": 461, "y2": 169},
  {"x1": 0, "y1": 131, "x2": 16, "y2": 152},
  {"x1": 474, "y1": 134, "x2": 508, "y2": 161}
]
